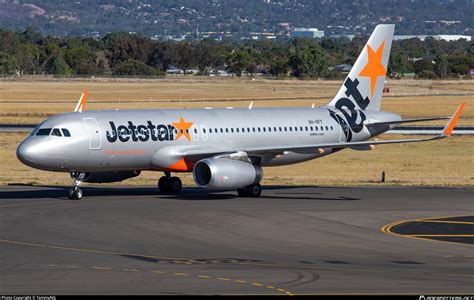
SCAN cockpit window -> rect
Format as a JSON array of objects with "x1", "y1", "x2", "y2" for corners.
[
  {"x1": 51, "y1": 128, "x2": 62, "y2": 137},
  {"x1": 30, "y1": 121, "x2": 47, "y2": 136},
  {"x1": 62, "y1": 128, "x2": 71, "y2": 137},
  {"x1": 36, "y1": 128, "x2": 52, "y2": 136}
]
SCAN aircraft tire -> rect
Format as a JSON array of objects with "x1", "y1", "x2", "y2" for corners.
[
  {"x1": 158, "y1": 176, "x2": 170, "y2": 193},
  {"x1": 169, "y1": 177, "x2": 182, "y2": 194},
  {"x1": 245, "y1": 183, "x2": 262, "y2": 198},
  {"x1": 68, "y1": 188, "x2": 75, "y2": 200},
  {"x1": 73, "y1": 188, "x2": 83, "y2": 200},
  {"x1": 237, "y1": 188, "x2": 248, "y2": 197},
  {"x1": 237, "y1": 184, "x2": 262, "y2": 198}
]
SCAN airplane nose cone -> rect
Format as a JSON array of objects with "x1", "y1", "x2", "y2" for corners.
[{"x1": 16, "y1": 140, "x2": 38, "y2": 166}]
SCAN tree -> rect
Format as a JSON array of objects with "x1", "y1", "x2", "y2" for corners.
[
  {"x1": 148, "y1": 41, "x2": 177, "y2": 71},
  {"x1": 64, "y1": 45, "x2": 98, "y2": 75},
  {"x1": 0, "y1": 53, "x2": 18, "y2": 75},
  {"x1": 413, "y1": 58, "x2": 434, "y2": 76},
  {"x1": 269, "y1": 56, "x2": 289, "y2": 77},
  {"x1": 14, "y1": 44, "x2": 39, "y2": 75},
  {"x1": 388, "y1": 49, "x2": 411, "y2": 79},
  {"x1": 113, "y1": 59, "x2": 157, "y2": 76},
  {"x1": 175, "y1": 42, "x2": 197, "y2": 74},
  {"x1": 48, "y1": 57, "x2": 72, "y2": 76},
  {"x1": 288, "y1": 39, "x2": 327, "y2": 78},
  {"x1": 104, "y1": 32, "x2": 152, "y2": 67},
  {"x1": 195, "y1": 40, "x2": 224, "y2": 71},
  {"x1": 434, "y1": 54, "x2": 449, "y2": 78},
  {"x1": 225, "y1": 50, "x2": 252, "y2": 76}
]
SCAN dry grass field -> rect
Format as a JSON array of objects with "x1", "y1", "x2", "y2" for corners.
[
  {"x1": 0, "y1": 76, "x2": 473, "y2": 187},
  {"x1": 1, "y1": 76, "x2": 473, "y2": 125}
]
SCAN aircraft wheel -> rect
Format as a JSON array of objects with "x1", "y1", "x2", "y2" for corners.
[
  {"x1": 237, "y1": 188, "x2": 248, "y2": 197},
  {"x1": 169, "y1": 177, "x2": 182, "y2": 194},
  {"x1": 245, "y1": 183, "x2": 262, "y2": 198},
  {"x1": 73, "y1": 188, "x2": 83, "y2": 200},
  {"x1": 68, "y1": 188, "x2": 75, "y2": 200},
  {"x1": 237, "y1": 184, "x2": 262, "y2": 197},
  {"x1": 158, "y1": 176, "x2": 170, "y2": 193}
]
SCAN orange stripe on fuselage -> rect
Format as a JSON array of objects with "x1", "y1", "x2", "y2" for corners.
[
  {"x1": 444, "y1": 102, "x2": 465, "y2": 135},
  {"x1": 104, "y1": 150, "x2": 145, "y2": 155}
]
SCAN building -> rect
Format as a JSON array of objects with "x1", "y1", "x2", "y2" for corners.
[
  {"x1": 394, "y1": 35, "x2": 471, "y2": 42},
  {"x1": 291, "y1": 28, "x2": 324, "y2": 39}
]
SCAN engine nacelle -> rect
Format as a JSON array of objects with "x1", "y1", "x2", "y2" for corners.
[
  {"x1": 80, "y1": 170, "x2": 141, "y2": 183},
  {"x1": 193, "y1": 158, "x2": 263, "y2": 189}
]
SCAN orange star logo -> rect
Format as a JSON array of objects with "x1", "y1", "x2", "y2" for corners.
[
  {"x1": 358, "y1": 41, "x2": 386, "y2": 97},
  {"x1": 172, "y1": 117, "x2": 193, "y2": 141}
]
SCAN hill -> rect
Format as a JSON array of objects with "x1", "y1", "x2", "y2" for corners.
[{"x1": 0, "y1": 0, "x2": 473, "y2": 38}]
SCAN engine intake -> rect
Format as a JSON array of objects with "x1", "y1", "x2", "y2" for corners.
[{"x1": 193, "y1": 158, "x2": 263, "y2": 189}]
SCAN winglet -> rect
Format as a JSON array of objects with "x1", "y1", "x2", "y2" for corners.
[
  {"x1": 442, "y1": 102, "x2": 465, "y2": 136},
  {"x1": 74, "y1": 89, "x2": 88, "y2": 113}
]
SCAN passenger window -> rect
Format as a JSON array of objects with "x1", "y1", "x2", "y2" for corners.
[
  {"x1": 36, "y1": 128, "x2": 52, "y2": 136},
  {"x1": 236, "y1": 128, "x2": 240, "y2": 133},
  {"x1": 62, "y1": 128, "x2": 71, "y2": 137},
  {"x1": 326, "y1": 126, "x2": 329, "y2": 131}
]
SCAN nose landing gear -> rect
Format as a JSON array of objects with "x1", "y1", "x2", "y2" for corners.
[
  {"x1": 68, "y1": 172, "x2": 85, "y2": 200},
  {"x1": 158, "y1": 172, "x2": 182, "y2": 194}
]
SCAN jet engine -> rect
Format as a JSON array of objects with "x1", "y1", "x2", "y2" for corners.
[
  {"x1": 79, "y1": 170, "x2": 141, "y2": 183},
  {"x1": 193, "y1": 158, "x2": 263, "y2": 189}
]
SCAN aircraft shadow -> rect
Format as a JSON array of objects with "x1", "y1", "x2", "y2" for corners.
[{"x1": 1, "y1": 184, "x2": 360, "y2": 201}]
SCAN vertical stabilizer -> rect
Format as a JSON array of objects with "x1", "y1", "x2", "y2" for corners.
[{"x1": 327, "y1": 24, "x2": 394, "y2": 111}]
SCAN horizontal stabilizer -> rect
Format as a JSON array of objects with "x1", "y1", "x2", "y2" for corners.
[{"x1": 366, "y1": 117, "x2": 450, "y2": 127}]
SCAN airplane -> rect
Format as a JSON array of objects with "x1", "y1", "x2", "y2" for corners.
[{"x1": 16, "y1": 24, "x2": 465, "y2": 200}]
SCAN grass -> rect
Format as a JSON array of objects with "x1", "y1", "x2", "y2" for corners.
[
  {"x1": 0, "y1": 77, "x2": 473, "y2": 125},
  {"x1": 0, "y1": 77, "x2": 472, "y2": 187}
]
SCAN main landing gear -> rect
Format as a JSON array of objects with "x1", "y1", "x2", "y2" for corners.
[
  {"x1": 158, "y1": 172, "x2": 182, "y2": 194},
  {"x1": 68, "y1": 172, "x2": 85, "y2": 200},
  {"x1": 237, "y1": 183, "x2": 262, "y2": 198}
]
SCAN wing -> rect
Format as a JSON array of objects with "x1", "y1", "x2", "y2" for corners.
[{"x1": 243, "y1": 103, "x2": 465, "y2": 155}]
